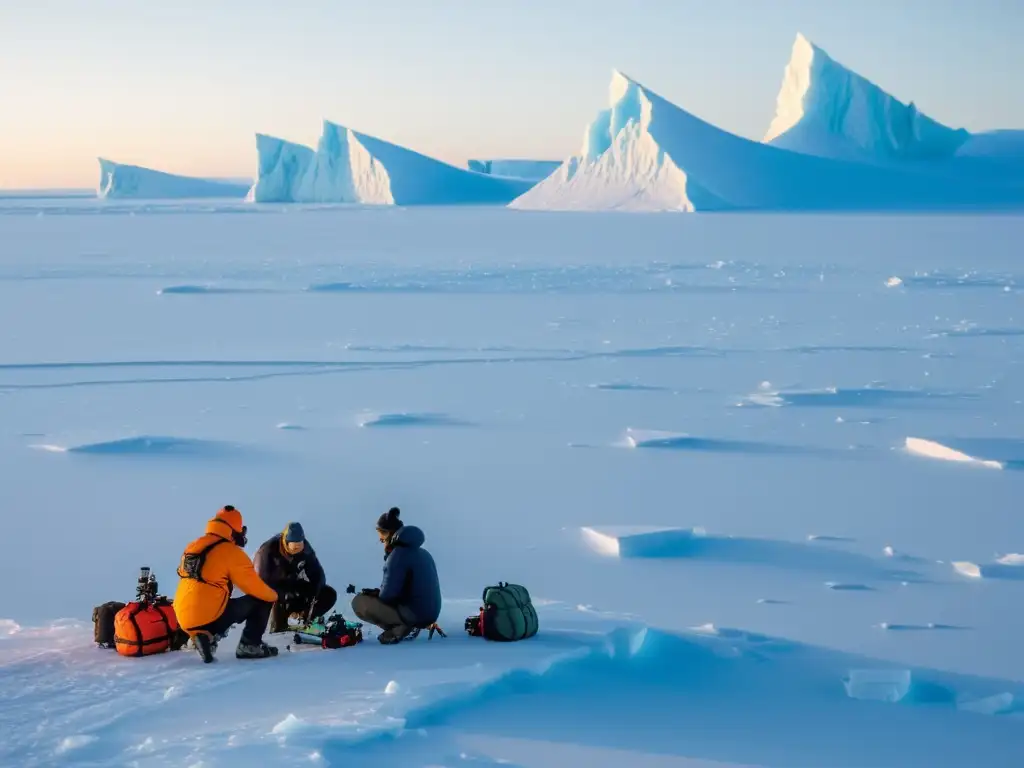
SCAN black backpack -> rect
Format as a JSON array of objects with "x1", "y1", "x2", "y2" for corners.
[
  {"x1": 92, "y1": 601, "x2": 127, "y2": 648},
  {"x1": 466, "y1": 582, "x2": 539, "y2": 642}
]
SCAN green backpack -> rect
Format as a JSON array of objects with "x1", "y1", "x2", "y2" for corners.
[{"x1": 474, "y1": 582, "x2": 539, "y2": 642}]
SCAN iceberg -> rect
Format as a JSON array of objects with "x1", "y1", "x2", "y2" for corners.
[
  {"x1": 763, "y1": 34, "x2": 970, "y2": 162},
  {"x1": 245, "y1": 134, "x2": 315, "y2": 203},
  {"x1": 510, "y1": 70, "x2": 1024, "y2": 213},
  {"x1": 248, "y1": 121, "x2": 535, "y2": 205},
  {"x1": 97, "y1": 159, "x2": 250, "y2": 200},
  {"x1": 956, "y1": 130, "x2": 1024, "y2": 160},
  {"x1": 467, "y1": 159, "x2": 562, "y2": 181}
]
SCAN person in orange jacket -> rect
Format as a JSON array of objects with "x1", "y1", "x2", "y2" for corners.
[{"x1": 173, "y1": 505, "x2": 280, "y2": 662}]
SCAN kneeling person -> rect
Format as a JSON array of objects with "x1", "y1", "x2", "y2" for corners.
[
  {"x1": 173, "y1": 505, "x2": 280, "y2": 662},
  {"x1": 254, "y1": 522, "x2": 337, "y2": 633},
  {"x1": 352, "y1": 507, "x2": 441, "y2": 644}
]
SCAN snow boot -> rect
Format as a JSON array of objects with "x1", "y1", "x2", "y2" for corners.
[
  {"x1": 378, "y1": 624, "x2": 413, "y2": 645},
  {"x1": 192, "y1": 632, "x2": 218, "y2": 664},
  {"x1": 235, "y1": 641, "x2": 279, "y2": 659}
]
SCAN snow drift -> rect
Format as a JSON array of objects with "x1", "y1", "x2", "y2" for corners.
[
  {"x1": 763, "y1": 34, "x2": 970, "y2": 162},
  {"x1": 248, "y1": 122, "x2": 535, "y2": 205},
  {"x1": 97, "y1": 159, "x2": 250, "y2": 200},
  {"x1": 510, "y1": 70, "x2": 1024, "y2": 212},
  {"x1": 467, "y1": 159, "x2": 561, "y2": 180}
]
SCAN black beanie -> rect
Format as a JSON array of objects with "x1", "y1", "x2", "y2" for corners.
[{"x1": 376, "y1": 506, "x2": 403, "y2": 533}]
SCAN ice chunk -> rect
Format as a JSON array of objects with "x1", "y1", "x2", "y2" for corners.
[
  {"x1": 886, "y1": 277, "x2": 903, "y2": 287},
  {"x1": 957, "y1": 692, "x2": 1015, "y2": 715},
  {"x1": 385, "y1": 680, "x2": 401, "y2": 695},
  {"x1": 97, "y1": 159, "x2": 249, "y2": 200},
  {"x1": 581, "y1": 526, "x2": 706, "y2": 558},
  {"x1": 843, "y1": 669, "x2": 912, "y2": 703},
  {"x1": 905, "y1": 437, "x2": 1004, "y2": 469}
]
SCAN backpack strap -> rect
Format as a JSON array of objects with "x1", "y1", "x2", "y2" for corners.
[{"x1": 177, "y1": 539, "x2": 229, "y2": 584}]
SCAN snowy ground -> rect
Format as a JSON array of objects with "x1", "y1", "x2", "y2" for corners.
[{"x1": 2, "y1": 199, "x2": 1024, "y2": 766}]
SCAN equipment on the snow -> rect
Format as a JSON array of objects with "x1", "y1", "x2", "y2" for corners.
[
  {"x1": 113, "y1": 568, "x2": 189, "y2": 657},
  {"x1": 92, "y1": 601, "x2": 127, "y2": 648},
  {"x1": 319, "y1": 612, "x2": 364, "y2": 648},
  {"x1": 465, "y1": 582, "x2": 538, "y2": 642},
  {"x1": 114, "y1": 599, "x2": 183, "y2": 657},
  {"x1": 286, "y1": 611, "x2": 364, "y2": 649},
  {"x1": 136, "y1": 566, "x2": 159, "y2": 602}
]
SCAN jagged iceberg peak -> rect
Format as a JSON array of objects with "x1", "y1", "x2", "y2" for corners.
[
  {"x1": 511, "y1": 70, "x2": 713, "y2": 211},
  {"x1": 510, "y1": 67, "x2": 1024, "y2": 213},
  {"x1": 579, "y1": 71, "x2": 653, "y2": 162},
  {"x1": 248, "y1": 119, "x2": 534, "y2": 205},
  {"x1": 764, "y1": 33, "x2": 970, "y2": 161},
  {"x1": 97, "y1": 158, "x2": 250, "y2": 200}
]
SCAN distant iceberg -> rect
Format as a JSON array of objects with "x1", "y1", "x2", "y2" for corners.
[
  {"x1": 510, "y1": 69, "x2": 1024, "y2": 213},
  {"x1": 763, "y1": 34, "x2": 970, "y2": 162},
  {"x1": 467, "y1": 159, "x2": 561, "y2": 181},
  {"x1": 763, "y1": 34, "x2": 1024, "y2": 178},
  {"x1": 248, "y1": 122, "x2": 535, "y2": 205},
  {"x1": 245, "y1": 134, "x2": 315, "y2": 203},
  {"x1": 955, "y1": 130, "x2": 1024, "y2": 160},
  {"x1": 97, "y1": 159, "x2": 250, "y2": 200}
]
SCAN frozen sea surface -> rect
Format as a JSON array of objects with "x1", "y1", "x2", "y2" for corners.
[{"x1": 2, "y1": 200, "x2": 1023, "y2": 766}]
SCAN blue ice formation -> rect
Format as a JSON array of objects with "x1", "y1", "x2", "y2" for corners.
[
  {"x1": 511, "y1": 61, "x2": 1024, "y2": 212},
  {"x1": 247, "y1": 122, "x2": 535, "y2": 205},
  {"x1": 97, "y1": 159, "x2": 250, "y2": 200},
  {"x1": 466, "y1": 159, "x2": 561, "y2": 181}
]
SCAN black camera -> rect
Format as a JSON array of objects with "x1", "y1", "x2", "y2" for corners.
[
  {"x1": 465, "y1": 615, "x2": 481, "y2": 637},
  {"x1": 136, "y1": 566, "x2": 158, "y2": 603}
]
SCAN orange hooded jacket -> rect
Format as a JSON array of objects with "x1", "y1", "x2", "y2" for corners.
[{"x1": 173, "y1": 507, "x2": 278, "y2": 633}]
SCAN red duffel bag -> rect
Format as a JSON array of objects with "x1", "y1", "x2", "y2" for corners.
[{"x1": 114, "y1": 600, "x2": 181, "y2": 657}]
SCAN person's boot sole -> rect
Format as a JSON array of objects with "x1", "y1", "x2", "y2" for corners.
[
  {"x1": 193, "y1": 633, "x2": 215, "y2": 664},
  {"x1": 235, "y1": 645, "x2": 279, "y2": 659}
]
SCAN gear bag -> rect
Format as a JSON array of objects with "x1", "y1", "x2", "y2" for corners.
[
  {"x1": 320, "y1": 613, "x2": 364, "y2": 649},
  {"x1": 114, "y1": 600, "x2": 186, "y2": 657},
  {"x1": 466, "y1": 582, "x2": 538, "y2": 642},
  {"x1": 92, "y1": 601, "x2": 127, "y2": 648}
]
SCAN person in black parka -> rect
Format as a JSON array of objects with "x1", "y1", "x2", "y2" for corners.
[
  {"x1": 254, "y1": 522, "x2": 337, "y2": 633},
  {"x1": 351, "y1": 507, "x2": 442, "y2": 644}
]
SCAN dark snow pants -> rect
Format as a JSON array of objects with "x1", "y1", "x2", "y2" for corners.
[
  {"x1": 351, "y1": 593, "x2": 415, "y2": 630},
  {"x1": 195, "y1": 595, "x2": 273, "y2": 646}
]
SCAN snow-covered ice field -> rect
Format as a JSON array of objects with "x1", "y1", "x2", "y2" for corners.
[{"x1": 2, "y1": 199, "x2": 1024, "y2": 766}]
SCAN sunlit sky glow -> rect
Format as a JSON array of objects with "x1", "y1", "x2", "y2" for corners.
[{"x1": 1, "y1": 0, "x2": 1021, "y2": 189}]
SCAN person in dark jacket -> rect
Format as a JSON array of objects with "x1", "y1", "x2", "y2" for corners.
[
  {"x1": 351, "y1": 507, "x2": 442, "y2": 644},
  {"x1": 253, "y1": 522, "x2": 337, "y2": 633}
]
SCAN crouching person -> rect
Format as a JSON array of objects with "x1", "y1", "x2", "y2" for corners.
[
  {"x1": 352, "y1": 507, "x2": 441, "y2": 644},
  {"x1": 173, "y1": 505, "x2": 280, "y2": 662},
  {"x1": 254, "y1": 522, "x2": 337, "y2": 633}
]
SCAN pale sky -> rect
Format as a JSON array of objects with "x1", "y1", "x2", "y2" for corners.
[{"x1": 1, "y1": 0, "x2": 1022, "y2": 189}]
